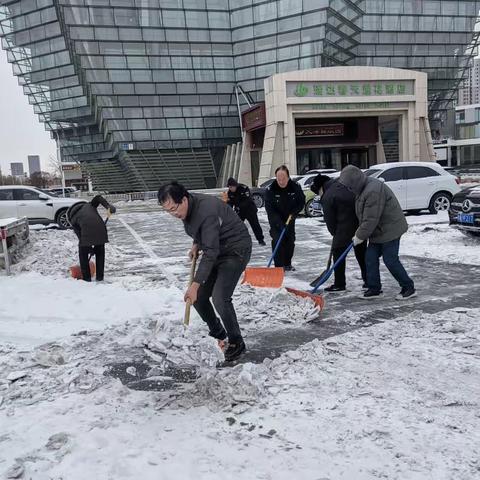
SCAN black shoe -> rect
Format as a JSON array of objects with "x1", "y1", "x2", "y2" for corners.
[
  {"x1": 362, "y1": 283, "x2": 368, "y2": 290},
  {"x1": 362, "y1": 289, "x2": 383, "y2": 299},
  {"x1": 284, "y1": 265, "x2": 295, "y2": 272},
  {"x1": 324, "y1": 285, "x2": 346, "y2": 293},
  {"x1": 396, "y1": 287, "x2": 417, "y2": 300},
  {"x1": 258, "y1": 240, "x2": 266, "y2": 246},
  {"x1": 224, "y1": 340, "x2": 246, "y2": 362}
]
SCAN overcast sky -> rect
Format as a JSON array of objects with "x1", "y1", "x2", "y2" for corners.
[{"x1": 0, "y1": 48, "x2": 56, "y2": 176}]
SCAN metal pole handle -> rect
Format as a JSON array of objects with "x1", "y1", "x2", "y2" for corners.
[{"x1": 267, "y1": 214, "x2": 293, "y2": 268}]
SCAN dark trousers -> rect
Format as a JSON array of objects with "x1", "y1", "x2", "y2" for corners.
[
  {"x1": 366, "y1": 238, "x2": 414, "y2": 293},
  {"x1": 240, "y1": 210, "x2": 264, "y2": 243},
  {"x1": 332, "y1": 242, "x2": 367, "y2": 288},
  {"x1": 270, "y1": 222, "x2": 295, "y2": 268},
  {"x1": 79, "y1": 244, "x2": 105, "y2": 282},
  {"x1": 193, "y1": 249, "x2": 251, "y2": 343}
]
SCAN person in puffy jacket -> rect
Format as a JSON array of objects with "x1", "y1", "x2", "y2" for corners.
[
  {"x1": 265, "y1": 165, "x2": 305, "y2": 271},
  {"x1": 311, "y1": 174, "x2": 366, "y2": 292},
  {"x1": 67, "y1": 195, "x2": 116, "y2": 282},
  {"x1": 338, "y1": 165, "x2": 415, "y2": 300}
]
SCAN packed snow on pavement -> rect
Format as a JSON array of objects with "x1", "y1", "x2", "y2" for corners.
[{"x1": 1, "y1": 204, "x2": 479, "y2": 479}]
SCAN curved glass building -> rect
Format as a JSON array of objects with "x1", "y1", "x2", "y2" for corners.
[{"x1": 1, "y1": 0, "x2": 479, "y2": 191}]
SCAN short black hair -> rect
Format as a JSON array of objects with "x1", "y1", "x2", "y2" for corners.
[
  {"x1": 227, "y1": 177, "x2": 238, "y2": 187},
  {"x1": 275, "y1": 165, "x2": 290, "y2": 177},
  {"x1": 158, "y1": 181, "x2": 188, "y2": 204}
]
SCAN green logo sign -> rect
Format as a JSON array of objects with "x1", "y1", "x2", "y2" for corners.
[{"x1": 294, "y1": 83, "x2": 309, "y2": 97}]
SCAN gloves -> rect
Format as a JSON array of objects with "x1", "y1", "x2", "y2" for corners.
[
  {"x1": 352, "y1": 235, "x2": 363, "y2": 246},
  {"x1": 108, "y1": 205, "x2": 117, "y2": 214}
]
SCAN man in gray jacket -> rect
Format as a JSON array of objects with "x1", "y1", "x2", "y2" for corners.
[
  {"x1": 339, "y1": 165, "x2": 415, "y2": 299},
  {"x1": 158, "y1": 181, "x2": 252, "y2": 361}
]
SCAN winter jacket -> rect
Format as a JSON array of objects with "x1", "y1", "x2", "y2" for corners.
[
  {"x1": 227, "y1": 183, "x2": 257, "y2": 215},
  {"x1": 67, "y1": 195, "x2": 115, "y2": 247},
  {"x1": 339, "y1": 165, "x2": 408, "y2": 244},
  {"x1": 320, "y1": 179, "x2": 360, "y2": 248},
  {"x1": 265, "y1": 179, "x2": 306, "y2": 228},
  {"x1": 183, "y1": 193, "x2": 252, "y2": 284}
]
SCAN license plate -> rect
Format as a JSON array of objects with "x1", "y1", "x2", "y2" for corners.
[{"x1": 458, "y1": 213, "x2": 474, "y2": 224}]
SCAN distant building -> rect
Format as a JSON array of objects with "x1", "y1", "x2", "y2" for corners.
[
  {"x1": 28, "y1": 155, "x2": 41, "y2": 175},
  {"x1": 10, "y1": 162, "x2": 24, "y2": 177},
  {"x1": 458, "y1": 58, "x2": 480, "y2": 106}
]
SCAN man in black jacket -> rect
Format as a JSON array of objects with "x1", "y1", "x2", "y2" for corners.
[
  {"x1": 265, "y1": 165, "x2": 305, "y2": 271},
  {"x1": 158, "y1": 181, "x2": 252, "y2": 362},
  {"x1": 311, "y1": 174, "x2": 366, "y2": 292},
  {"x1": 226, "y1": 177, "x2": 265, "y2": 246},
  {"x1": 67, "y1": 195, "x2": 116, "y2": 282}
]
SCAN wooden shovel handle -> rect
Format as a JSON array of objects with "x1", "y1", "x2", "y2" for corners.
[{"x1": 183, "y1": 254, "x2": 198, "y2": 327}]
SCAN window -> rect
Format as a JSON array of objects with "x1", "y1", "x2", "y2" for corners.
[
  {"x1": 364, "y1": 169, "x2": 381, "y2": 177},
  {"x1": 380, "y1": 167, "x2": 404, "y2": 182},
  {"x1": 405, "y1": 166, "x2": 440, "y2": 180},
  {"x1": 14, "y1": 189, "x2": 40, "y2": 201},
  {"x1": 0, "y1": 189, "x2": 14, "y2": 201}
]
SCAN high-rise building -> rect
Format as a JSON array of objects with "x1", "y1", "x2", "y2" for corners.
[
  {"x1": 27, "y1": 155, "x2": 41, "y2": 176},
  {"x1": 458, "y1": 57, "x2": 480, "y2": 106},
  {"x1": 0, "y1": 1, "x2": 479, "y2": 191},
  {"x1": 10, "y1": 162, "x2": 24, "y2": 177}
]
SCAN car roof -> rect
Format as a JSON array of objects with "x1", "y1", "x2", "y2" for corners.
[
  {"x1": 367, "y1": 162, "x2": 443, "y2": 170},
  {"x1": 0, "y1": 185, "x2": 40, "y2": 189}
]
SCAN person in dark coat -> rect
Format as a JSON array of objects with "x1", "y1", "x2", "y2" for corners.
[
  {"x1": 265, "y1": 165, "x2": 305, "y2": 271},
  {"x1": 339, "y1": 165, "x2": 415, "y2": 299},
  {"x1": 311, "y1": 174, "x2": 366, "y2": 292},
  {"x1": 67, "y1": 195, "x2": 116, "y2": 282},
  {"x1": 158, "y1": 181, "x2": 252, "y2": 362},
  {"x1": 226, "y1": 177, "x2": 265, "y2": 246}
]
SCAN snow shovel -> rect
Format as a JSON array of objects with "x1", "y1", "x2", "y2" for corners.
[
  {"x1": 70, "y1": 209, "x2": 111, "y2": 279},
  {"x1": 184, "y1": 253, "x2": 198, "y2": 327},
  {"x1": 309, "y1": 245, "x2": 333, "y2": 287},
  {"x1": 286, "y1": 242, "x2": 354, "y2": 308},
  {"x1": 242, "y1": 215, "x2": 293, "y2": 288}
]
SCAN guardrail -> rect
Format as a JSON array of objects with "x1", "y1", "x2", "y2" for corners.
[{"x1": 0, "y1": 217, "x2": 29, "y2": 276}]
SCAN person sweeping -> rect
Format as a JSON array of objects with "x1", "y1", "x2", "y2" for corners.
[
  {"x1": 67, "y1": 195, "x2": 116, "y2": 282},
  {"x1": 157, "y1": 181, "x2": 252, "y2": 362}
]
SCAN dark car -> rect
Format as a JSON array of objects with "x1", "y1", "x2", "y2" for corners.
[
  {"x1": 448, "y1": 185, "x2": 480, "y2": 236},
  {"x1": 250, "y1": 178, "x2": 275, "y2": 208}
]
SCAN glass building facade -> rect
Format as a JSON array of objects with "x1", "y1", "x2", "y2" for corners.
[{"x1": 0, "y1": 0, "x2": 479, "y2": 191}]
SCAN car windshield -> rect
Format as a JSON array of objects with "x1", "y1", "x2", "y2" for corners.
[
  {"x1": 260, "y1": 179, "x2": 274, "y2": 188},
  {"x1": 364, "y1": 169, "x2": 382, "y2": 177}
]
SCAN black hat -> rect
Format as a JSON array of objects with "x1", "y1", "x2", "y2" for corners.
[
  {"x1": 227, "y1": 177, "x2": 238, "y2": 187},
  {"x1": 311, "y1": 174, "x2": 330, "y2": 194}
]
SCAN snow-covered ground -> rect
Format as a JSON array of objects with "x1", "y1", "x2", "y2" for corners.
[{"x1": 1, "y1": 204, "x2": 479, "y2": 479}]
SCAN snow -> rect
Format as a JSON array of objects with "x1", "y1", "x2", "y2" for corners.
[{"x1": 1, "y1": 204, "x2": 479, "y2": 479}]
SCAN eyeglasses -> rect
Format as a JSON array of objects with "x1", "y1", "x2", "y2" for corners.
[{"x1": 163, "y1": 201, "x2": 181, "y2": 214}]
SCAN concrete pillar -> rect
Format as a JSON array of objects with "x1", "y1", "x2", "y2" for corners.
[{"x1": 238, "y1": 132, "x2": 253, "y2": 185}]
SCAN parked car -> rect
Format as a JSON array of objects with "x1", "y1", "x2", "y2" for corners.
[
  {"x1": 306, "y1": 169, "x2": 337, "y2": 175},
  {"x1": 302, "y1": 190, "x2": 323, "y2": 217},
  {"x1": 363, "y1": 162, "x2": 460, "y2": 214},
  {"x1": 47, "y1": 186, "x2": 78, "y2": 198},
  {"x1": 448, "y1": 185, "x2": 480, "y2": 236},
  {"x1": 0, "y1": 185, "x2": 85, "y2": 229}
]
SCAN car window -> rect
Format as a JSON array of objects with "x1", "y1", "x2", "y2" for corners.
[
  {"x1": 304, "y1": 176, "x2": 315, "y2": 186},
  {"x1": 364, "y1": 169, "x2": 381, "y2": 177},
  {"x1": 13, "y1": 189, "x2": 41, "y2": 201},
  {"x1": 0, "y1": 189, "x2": 14, "y2": 201},
  {"x1": 260, "y1": 179, "x2": 274, "y2": 188},
  {"x1": 405, "y1": 166, "x2": 440, "y2": 180},
  {"x1": 379, "y1": 168, "x2": 404, "y2": 182}
]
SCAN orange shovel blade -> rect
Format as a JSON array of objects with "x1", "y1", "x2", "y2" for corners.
[
  {"x1": 286, "y1": 287, "x2": 325, "y2": 310},
  {"x1": 242, "y1": 266, "x2": 285, "y2": 288},
  {"x1": 70, "y1": 261, "x2": 96, "y2": 280}
]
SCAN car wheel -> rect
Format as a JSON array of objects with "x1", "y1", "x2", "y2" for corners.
[
  {"x1": 305, "y1": 198, "x2": 322, "y2": 218},
  {"x1": 428, "y1": 192, "x2": 451, "y2": 214},
  {"x1": 252, "y1": 193, "x2": 264, "y2": 208},
  {"x1": 56, "y1": 209, "x2": 71, "y2": 229}
]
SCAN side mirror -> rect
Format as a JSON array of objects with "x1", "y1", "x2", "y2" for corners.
[
  {"x1": 378, "y1": 177, "x2": 385, "y2": 183},
  {"x1": 39, "y1": 194, "x2": 49, "y2": 200}
]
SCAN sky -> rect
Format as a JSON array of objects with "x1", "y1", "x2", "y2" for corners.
[{"x1": 0, "y1": 48, "x2": 56, "y2": 176}]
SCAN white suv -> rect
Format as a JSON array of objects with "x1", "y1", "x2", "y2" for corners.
[
  {"x1": 0, "y1": 186, "x2": 85, "y2": 228},
  {"x1": 364, "y1": 162, "x2": 461, "y2": 213}
]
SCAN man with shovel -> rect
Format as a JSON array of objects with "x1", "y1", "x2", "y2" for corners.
[
  {"x1": 310, "y1": 174, "x2": 367, "y2": 292},
  {"x1": 157, "y1": 181, "x2": 252, "y2": 362}
]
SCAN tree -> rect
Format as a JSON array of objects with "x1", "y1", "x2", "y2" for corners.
[{"x1": 29, "y1": 171, "x2": 53, "y2": 189}]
